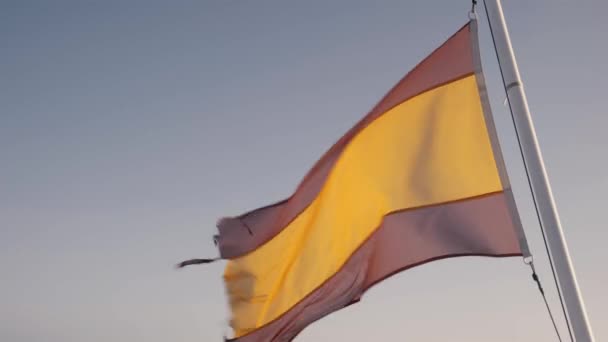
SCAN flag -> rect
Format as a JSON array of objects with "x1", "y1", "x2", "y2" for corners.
[{"x1": 214, "y1": 20, "x2": 528, "y2": 341}]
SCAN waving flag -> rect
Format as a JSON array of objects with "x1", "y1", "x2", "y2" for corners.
[{"x1": 214, "y1": 20, "x2": 528, "y2": 341}]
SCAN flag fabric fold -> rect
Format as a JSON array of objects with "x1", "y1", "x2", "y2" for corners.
[{"x1": 215, "y1": 20, "x2": 527, "y2": 342}]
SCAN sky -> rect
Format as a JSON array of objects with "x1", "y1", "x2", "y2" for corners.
[{"x1": 1, "y1": 1, "x2": 607, "y2": 341}]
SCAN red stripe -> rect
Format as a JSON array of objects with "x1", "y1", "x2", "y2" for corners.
[
  {"x1": 217, "y1": 23, "x2": 476, "y2": 259},
  {"x1": 225, "y1": 191, "x2": 523, "y2": 341}
]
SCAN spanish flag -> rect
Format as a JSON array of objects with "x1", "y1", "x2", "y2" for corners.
[{"x1": 215, "y1": 20, "x2": 527, "y2": 341}]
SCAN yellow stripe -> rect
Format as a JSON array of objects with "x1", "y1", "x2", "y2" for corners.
[{"x1": 225, "y1": 75, "x2": 502, "y2": 336}]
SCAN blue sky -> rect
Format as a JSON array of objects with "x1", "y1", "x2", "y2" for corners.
[{"x1": 1, "y1": 1, "x2": 607, "y2": 341}]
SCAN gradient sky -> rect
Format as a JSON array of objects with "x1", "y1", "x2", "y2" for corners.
[{"x1": 2, "y1": 1, "x2": 607, "y2": 341}]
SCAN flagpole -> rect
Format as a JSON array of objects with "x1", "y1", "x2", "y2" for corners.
[{"x1": 483, "y1": 1, "x2": 595, "y2": 341}]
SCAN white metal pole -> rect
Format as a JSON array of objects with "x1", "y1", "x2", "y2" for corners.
[{"x1": 483, "y1": 1, "x2": 595, "y2": 341}]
